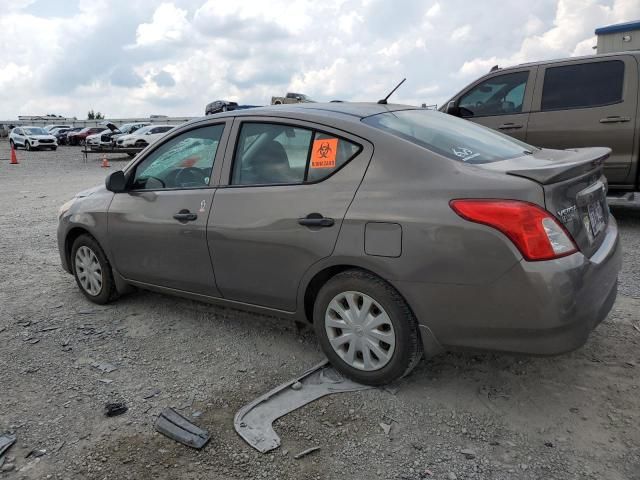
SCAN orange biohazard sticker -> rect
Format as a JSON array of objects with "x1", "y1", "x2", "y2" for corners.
[{"x1": 311, "y1": 138, "x2": 338, "y2": 169}]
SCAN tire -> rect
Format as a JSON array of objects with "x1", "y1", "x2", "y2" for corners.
[
  {"x1": 52, "y1": 147, "x2": 57, "y2": 151},
  {"x1": 313, "y1": 269, "x2": 423, "y2": 386},
  {"x1": 9, "y1": 139, "x2": 15, "y2": 149},
  {"x1": 71, "y1": 234, "x2": 119, "y2": 304},
  {"x1": 25, "y1": 141, "x2": 31, "y2": 151},
  {"x1": 135, "y1": 140, "x2": 147, "y2": 148}
]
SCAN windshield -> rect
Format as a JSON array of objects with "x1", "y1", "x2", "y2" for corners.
[
  {"x1": 24, "y1": 127, "x2": 47, "y2": 135},
  {"x1": 362, "y1": 109, "x2": 536, "y2": 164},
  {"x1": 134, "y1": 126, "x2": 153, "y2": 135}
]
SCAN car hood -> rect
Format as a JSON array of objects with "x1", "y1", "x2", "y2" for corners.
[
  {"x1": 28, "y1": 134, "x2": 56, "y2": 140},
  {"x1": 76, "y1": 185, "x2": 103, "y2": 198},
  {"x1": 102, "y1": 122, "x2": 119, "y2": 132}
]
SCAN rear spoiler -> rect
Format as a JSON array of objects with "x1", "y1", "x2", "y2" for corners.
[{"x1": 506, "y1": 147, "x2": 610, "y2": 184}]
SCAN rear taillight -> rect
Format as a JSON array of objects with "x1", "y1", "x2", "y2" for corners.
[{"x1": 450, "y1": 199, "x2": 577, "y2": 261}]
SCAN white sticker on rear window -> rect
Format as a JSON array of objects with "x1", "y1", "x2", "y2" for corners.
[{"x1": 452, "y1": 147, "x2": 480, "y2": 162}]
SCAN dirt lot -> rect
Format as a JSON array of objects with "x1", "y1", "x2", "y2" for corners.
[{"x1": 0, "y1": 141, "x2": 639, "y2": 480}]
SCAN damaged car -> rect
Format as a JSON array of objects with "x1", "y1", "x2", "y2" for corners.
[{"x1": 57, "y1": 103, "x2": 622, "y2": 385}]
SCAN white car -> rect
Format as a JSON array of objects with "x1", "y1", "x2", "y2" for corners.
[
  {"x1": 9, "y1": 126, "x2": 58, "y2": 151},
  {"x1": 116, "y1": 125, "x2": 175, "y2": 148},
  {"x1": 85, "y1": 129, "x2": 111, "y2": 148}
]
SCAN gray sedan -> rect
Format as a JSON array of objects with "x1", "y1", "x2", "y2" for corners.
[{"x1": 57, "y1": 103, "x2": 621, "y2": 385}]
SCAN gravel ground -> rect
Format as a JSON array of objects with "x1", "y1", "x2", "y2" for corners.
[{"x1": 0, "y1": 141, "x2": 639, "y2": 480}]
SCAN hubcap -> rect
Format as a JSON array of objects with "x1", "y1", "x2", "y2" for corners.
[
  {"x1": 324, "y1": 291, "x2": 396, "y2": 371},
  {"x1": 74, "y1": 246, "x2": 103, "y2": 296}
]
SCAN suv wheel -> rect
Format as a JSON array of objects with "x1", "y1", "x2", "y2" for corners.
[
  {"x1": 71, "y1": 234, "x2": 119, "y2": 304},
  {"x1": 25, "y1": 141, "x2": 31, "y2": 151},
  {"x1": 313, "y1": 270, "x2": 423, "y2": 386},
  {"x1": 9, "y1": 139, "x2": 15, "y2": 149}
]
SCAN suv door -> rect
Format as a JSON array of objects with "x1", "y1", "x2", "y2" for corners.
[
  {"x1": 526, "y1": 56, "x2": 638, "y2": 186},
  {"x1": 208, "y1": 118, "x2": 373, "y2": 311},
  {"x1": 13, "y1": 128, "x2": 24, "y2": 146},
  {"x1": 448, "y1": 68, "x2": 535, "y2": 141},
  {"x1": 108, "y1": 122, "x2": 230, "y2": 295}
]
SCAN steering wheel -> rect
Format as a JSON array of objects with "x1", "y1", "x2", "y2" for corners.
[{"x1": 175, "y1": 167, "x2": 207, "y2": 187}]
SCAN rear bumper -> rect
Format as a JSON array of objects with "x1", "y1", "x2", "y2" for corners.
[{"x1": 398, "y1": 217, "x2": 622, "y2": 355}]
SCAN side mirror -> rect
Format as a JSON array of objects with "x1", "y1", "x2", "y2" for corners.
[
  {"x1": 105, "y1": 170, "x2": 127, "y2": 193},
  {"x1": 445, "y1": 100, "x2": 460, "y2": 116}
]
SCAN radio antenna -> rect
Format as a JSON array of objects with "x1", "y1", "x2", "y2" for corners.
[{"x1": 377, "y1": 78, "x2": 406, "y2": 104}]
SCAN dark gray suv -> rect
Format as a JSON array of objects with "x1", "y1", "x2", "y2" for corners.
[{"x1": 57, "y1": 103, "x2": 621, "y2": 385}]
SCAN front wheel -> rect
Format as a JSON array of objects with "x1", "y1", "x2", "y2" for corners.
[
  {"x1": 71, "y1": 234, "x2": 119, "y2": 304},
  {"x1": 313, "y1": 270, "x2": 423, "y2": 386},
  {"x1": 9, "y1": 140, "x2": 15, "y2": 149},
  {"x1": 25, "y1": 141, "x2": 31, "y2": 151}
]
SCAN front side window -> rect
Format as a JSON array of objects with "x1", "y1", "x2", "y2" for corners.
[
  {"x1": 131, "y1": 125, "x2": 224, "y2": 190},
  {"x1": 541, "y1": 60, "x2": 624, "y2": 111},
  {"x1": 458, "y1": 71, "x2": 529, "y2": 117},
  {"x1": 231, "y1": 123, "x2": 360, "y2": 186},
  {"x1": 363, "y1": 109, "x2": 536, "y2": 164}
]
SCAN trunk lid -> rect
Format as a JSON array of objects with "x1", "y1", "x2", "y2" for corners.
[{"x1": 480, "y1": 147, "x2": 610, "y2": 258}]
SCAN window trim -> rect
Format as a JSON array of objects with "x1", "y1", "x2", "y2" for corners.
[
  {"x1": 225, "y1": 120, "x2": 363, "y2": 189},
  {"x1": 539, "y1": 60, "x2": 626, "y2": 112},
  {"x1": 457, "y1": 70, "x2": 531, "y2": 118},
  {"x1": 126, "y1": 123, "x2": 227, "y2": 193}
]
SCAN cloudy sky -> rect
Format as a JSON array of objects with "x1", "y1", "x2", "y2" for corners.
[{"x1": 0, "y1": 0, "x2": 637, "y2": 119}]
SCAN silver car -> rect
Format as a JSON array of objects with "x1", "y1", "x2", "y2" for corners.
[{"x1": 57, "y1": 103, "x2": 621, "y2": 385}]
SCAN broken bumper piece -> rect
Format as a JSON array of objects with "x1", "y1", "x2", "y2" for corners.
[{"x1": 234, "y1": 359, "x2": 370, "y2": 453}]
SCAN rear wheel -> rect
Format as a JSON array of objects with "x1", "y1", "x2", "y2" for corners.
[
  {"x1": 313, "y1": 270, "x2": 423, "y2": 386},
  {"x1": 71, "y1": 234, "x2": 119, "y2": 304}
]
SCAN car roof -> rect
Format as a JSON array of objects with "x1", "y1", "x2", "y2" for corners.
[
  {"x1": 226, "y1": 102, "x2": 418, "y2": 120},
  {"x1": 490, "y1": 50, "x2": 640, "y2": 72}
]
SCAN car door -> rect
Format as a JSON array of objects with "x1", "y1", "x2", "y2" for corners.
[
  {"x1": 108, "y1": 121, "x2": 230, "y2": 296},
  {"x1": 208, "y1": 118, "x2": 373, "y2": 311},
  {"x1": 526, "y1": 56, "x2": 638, "y2": 186},
  {"x1": 13, "y1": 128, "x2": 25, "y2": 146},
  {"x1": 449, "y1": 68, "x2": 536, "y2": 141}
]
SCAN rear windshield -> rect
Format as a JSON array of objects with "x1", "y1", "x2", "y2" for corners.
[{"x1": 362, "y1": 109, "x2": 536, "y2": 164}]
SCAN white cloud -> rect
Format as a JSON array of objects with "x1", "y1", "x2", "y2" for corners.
[
  {"x1": 132, "y1": 3, "x2": 191, "y2": 47},
  {"x1": 0, "y1": 0, "x2": 637, "y2": 118}
]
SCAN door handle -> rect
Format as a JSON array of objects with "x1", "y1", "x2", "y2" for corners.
[
  {"x1": 498, "y1": 123, "x2": 523, "y2": 130},
  {"x1": 173, "y1": 210, "x2": 198, "y2": 222},
  {"x1": 599, "y1": 116, "x2": 630, "y2": 124},
  {"x1": 298, "y1": 214, "x2": 334, "y2": 228}
]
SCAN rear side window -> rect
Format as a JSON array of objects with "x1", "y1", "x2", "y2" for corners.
[
  {"x1": 231, "y1": 123, "x2": 361, "y2": 186},
  {"x1": 363, "y1": 109, "x2": 536, "y2": 164},
  {"x1": 541, "y1": 60, "x2": 624, "y2": 111}
]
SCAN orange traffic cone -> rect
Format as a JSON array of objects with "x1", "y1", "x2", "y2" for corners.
[
  {"x1": 101, "y1": 156, "x2": 110, "y2": 168},
  {"x1": 10, "y1": 144, "x2": 19, "y2": 165}
]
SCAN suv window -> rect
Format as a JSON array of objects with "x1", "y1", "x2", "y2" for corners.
[
  {"x1": 458, "y1": 71, "x2": 529, "y2": 117},
  {"x1": 541, "y1": 60, "x2": 624, "y2": 111},
  {"x1": 231, "y1": 123, "x2": 360, "y2": 186},
  {"x1": 131, "y1": 125, "x2": 224, "y2": 190},
  {"x1": 363, "y1": 109, "x2": 536, "y2": 164}
]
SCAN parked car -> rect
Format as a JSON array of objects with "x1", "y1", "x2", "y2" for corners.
[
  {"x1": 271, "y1": 92, "x2": 315, "y2": 105},
  {"x1": 116, "y1": 125, "x2": 175, "y2": 148},
  {"x1": 44, "y1": 124, "x2": 71, "y2": 132},
  {"x1": 58, "y1": 127, "x2": 83, "y2": 145},
  {"x1": 205, "y1": 100, "x2": 260, "y2": 115},
  {"x1": 86, "y1": 129, "x2": 110, "y2": 149},
  {"x1": 441, "y1": 51, "x2": 640, "y2": 197},
  {"x1": 57, "y1": 103, "x2": 621, "y2": 385},
  {"x1": 10, "y1": 126, "x2": 57, "y2": 150},
  {"x1": 68, "y1": 127, "x2": 104, "y2": 146},
  {"x1": 90, "y1": 122, "x2": 151, "y2": 150}
]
